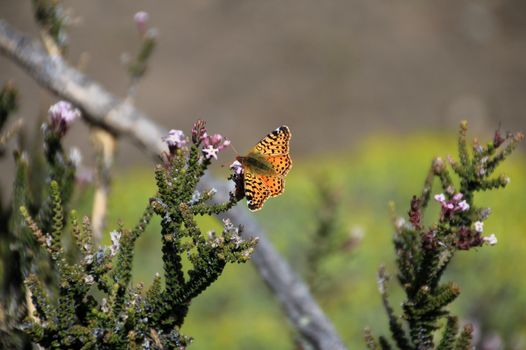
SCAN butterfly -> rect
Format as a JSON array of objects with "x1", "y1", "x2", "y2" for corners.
[{"x1": 236, "y1": 126, "x2": 292, "y2": 211}]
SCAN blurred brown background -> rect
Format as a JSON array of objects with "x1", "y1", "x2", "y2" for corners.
[{"x1": 1, "y1": 0, "x2": 525, "y2": 164}]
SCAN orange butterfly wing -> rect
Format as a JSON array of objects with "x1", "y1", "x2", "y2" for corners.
[
  {"x1": 244, "y1": 172, "x2": 272, "y2": 211},
  {"x1": 265, "y1": 155, "x2": 292, "y2": 177},
  {"x1": 244, "y1": 126, "x2": 292, "y2": 211}
]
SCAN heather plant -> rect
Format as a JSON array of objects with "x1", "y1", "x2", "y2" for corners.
[
  {"x1": 365, "y1": 121, "x2": 524, "y2": 350},
  {"x1": 2, "y1": 5, "x2": 258, "y2": 348},
  {"x1": 0, "y1": 95, "x2": 95, "y2": 349},
  {"x1": 1, "y1": 2, "x2": 525, "y2": 349},
  {"x1": 9, "y1": 116, "x2": 257, "y2": 349},
  {"x1": 0, "y1": 83, "x2": 78, "y2": 350},
  {"x1": 304, "y1": 181, "x2": 362, "y2": 297}
]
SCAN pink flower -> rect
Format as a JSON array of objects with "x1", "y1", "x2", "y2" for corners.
[
  {"x1": 434, "y1": 192, "x2": 471, "y2": 220},
  {"x1": 203, "y1": 133, "x2": 230, "y2": 151},
  {"x1": 230, "y1": 160, "x2": 244, "y2": 175},
  {"x1": 452, "y1": 193, "x2": 463, "y2": 201},
  {"x1": 163, "y1": 129, "x2": 187, "y2": 149},
  {"x1": 457, "y1": 200, "x2": 470, "y2": 212},
  {"x1": 134, "y1": 11, "x2": 149, "y2": 35},
  {"x1": 483, "y1": 233, "x2": 498, "y2": 246},
  {"x1": 48, "y1": 101, "x2": 80, "y2": 136},
  {"x1": 202, "y1": 145, "x2": 219, "y2": 160},
  {"x1": 201, "y1": 132, "x2": 230, "y2": 160},
  {"x1": 434, "y1": 193, "x2": 446, "y2": 203},
  {"x1": 473, "y1": 221, "x2": 484, "y2": 233}
]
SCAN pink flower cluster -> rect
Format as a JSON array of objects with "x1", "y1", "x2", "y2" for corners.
[
  {"x1": 163, "y1": 129, "x2": 187, "y2": 151},
  {"x1": 48, "y1": 101, "x2": 80, "y2": 137},
  {"x1": 163, "y1": 121, "x2": 231, "y2": 161},
  {"x1": 434, "y1": 192, "x2": 470, "y2": 219},
  {"x1": 201, "y1": 133, "x2": 230, "y2": 160}
]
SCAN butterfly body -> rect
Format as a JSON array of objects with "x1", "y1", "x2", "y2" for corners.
[
  {"x1": 236, "y1": 153, "x2": 276, "y2": 176},
  {"x1": 238, "y1": 126, "x2": 292, "y2": 211}
]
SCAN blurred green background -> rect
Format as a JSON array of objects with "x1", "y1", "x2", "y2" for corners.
[
  {"x1": 71, "y1": 132, "x2": 524, "y2": 349},
  {"x1": 1, "y1": 1, "x2": 526, "y2": 349}
]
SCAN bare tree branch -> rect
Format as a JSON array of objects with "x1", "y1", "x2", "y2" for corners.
[{"x1": 0, "y1": 19, "x2": 347, "y2": 350}]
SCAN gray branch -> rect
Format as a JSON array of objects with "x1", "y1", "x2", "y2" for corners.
[{"x1": 0, "y1": 19, "x2": 347, "y2": 350}]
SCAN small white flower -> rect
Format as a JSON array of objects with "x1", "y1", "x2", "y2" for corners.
[
  {"x1": 452, "y1": 193, "x2": 463, "y2": 201},
  {"x1": 211, "y1": 236, "x2": 224, "y2": 248},
  {"x1": 110, "y1": 230, "x2": 121, "y2": 245},
  {"x1": 101, "y1": 298, "x2": 109, "y2": 313},
  {"x1": 242, "y1": 247, "x2": 254, "y2": 258},
  {"x1": 84, "y1": 254, "x2": 94, "y2": 264},
  {"x1": 434, "y1": 193, "x2": 446, "y2": 203},
  {"x1": 163, "y1": 129, "x2": 187, "y2": 149},
  {"x1": 474, "y1": 221, "x2": 484, "y2": 233},
  {"x1": 483, "y1": 234, "x2": 498, "y2": 246},
  {"x1": 47, "y1": 101, "x2": 80, "y2": 137},
  {"x1": 69, "y1": 147, "x2": 82, "y2": 167},
  {"x1": 222, "y1": 218, "x2": 232, "y2": 228},
  {"x1": 202, "y1": 145, "x2": 219, "y2": 159},
  {"x1": 230, "y1": 160, "x2": 244, "y2": 175},
  {"x1": 49, "y1": 101, "x2": 80, "y2": 125},
  {"x1": 188, "y1": 190, "x2": 201, "y2": 205},
  {"x1": 230, "y1": 233, "x2": 243, "y2": 248},
  {"x1": 457, "y1": 200, "x2": 470, "y2": 212},
  {"x1": 110, "y1": 230, "x2": 122, "y2": 256},
  {"x1": 163, "y1": 213, "x2": 172, "y2": 223},
  {"x1": 133, "y1": 11, "x2": 149, "y2": 25},
  {"x1": 45, "y1": 234, "x2": 52, "y2": 247},
  {"x1": 84, "y1": 275, "x2": 94, "y2": 285},
  {"x1": 395, "y1": 217, "x2": 405, "y2": 229}
]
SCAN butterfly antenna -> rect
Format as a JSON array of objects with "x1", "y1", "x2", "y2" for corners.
[
  {"x1": 230, "y1": 143, "x2": 240, "y2": 157},
  {"x1": 216, "y1": 142, "x2": 240, "y2": 169}
]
